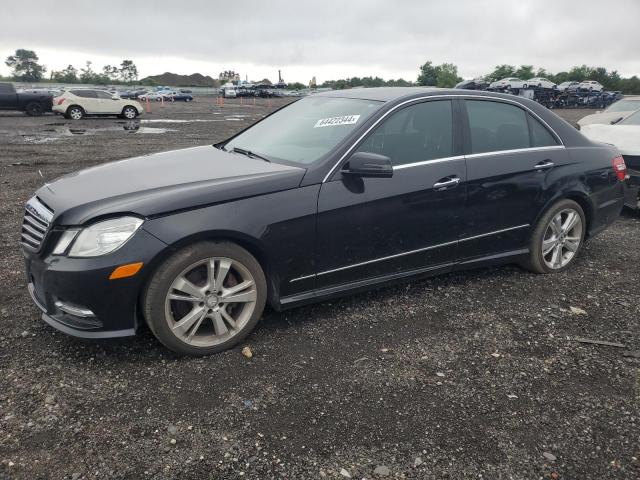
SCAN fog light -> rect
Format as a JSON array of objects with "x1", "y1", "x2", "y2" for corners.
[{"x1": 54, "y1": 300, "x2": 95, "y2": 318}]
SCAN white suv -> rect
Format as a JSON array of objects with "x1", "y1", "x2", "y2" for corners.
[
  {"x1": 579, "y1": 80, "x2": 604, "y2": 92},
  {"x1": 53, "y1": 89, "x2": 144, "y2": 120}
]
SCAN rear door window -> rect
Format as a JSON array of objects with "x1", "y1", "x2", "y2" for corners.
[
  {"x1": 528, "y1": 114, "x2": 560, "y2": 147},
  {"x1": 95, "y1": 91, "x2": 113, "y2": 99},
  {"x1": 465, "y1": 100, "x2": 530, "y2": 154}
]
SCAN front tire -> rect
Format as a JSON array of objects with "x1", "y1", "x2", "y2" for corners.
[
  {"x1": 523, "y1": 199, "x2": 586, "y2": 274},
  {"x1": 122, "y1": 106, "x2": 137, "y2": 119},
  {"x1": 144, "y1": 241, "x2": 267, "y2": 356}
]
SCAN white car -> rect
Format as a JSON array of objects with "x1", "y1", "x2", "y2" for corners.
[
  {"x1": 577, "y1": 96, "x2": 640, "y2": 127},
  {"x1": 223, "y1": 88, "x2": 237, "y2": 98},
  {"x1": 579, "y1": 80, "x2": 604, "y2": 92},
  {"x1": 489, "y1": 77, "x2": 527, "y2": 90},
  {"x1": 580, "y1": 110, "x2": 640, "y2": 208},
  {"x1": 138, "y1": 92, "x2": 170, "y2": 102},
  {"x1": 557, "y1": 81, "x2": 580, "y2": 92},
  {"x1": 526, "y1": 77, "x2": 557, "y2": 89},
  {"x1": 52, "y1": 89, "x2": 143, "y2": 120}
]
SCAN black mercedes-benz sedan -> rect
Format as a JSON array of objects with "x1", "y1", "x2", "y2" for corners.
[{"x1": 21, "y1": 88, "x2": 627, "y2": 355}]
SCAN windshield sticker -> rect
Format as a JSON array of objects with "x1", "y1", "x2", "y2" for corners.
[{"x1": 314, "y1": 115, "x2": 361, "y2": 128}]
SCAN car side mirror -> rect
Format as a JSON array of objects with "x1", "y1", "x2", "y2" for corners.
[
  {"x1": 112, "y1": 96, "x2": 119, "y2": 100},
  {"x1": 342, "y1": 151, "x2": 393, "y2": 178}
]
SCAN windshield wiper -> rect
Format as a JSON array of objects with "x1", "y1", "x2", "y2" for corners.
[{"x1": 231, "y1": 146, "x2": 270, "y2": 162}]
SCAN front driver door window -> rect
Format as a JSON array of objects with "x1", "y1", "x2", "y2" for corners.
[{"x1": 314, "y1": 100, "x2": 466, "y2": 289}]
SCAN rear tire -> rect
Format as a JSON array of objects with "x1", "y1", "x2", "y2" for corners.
[
  {"x1": 144, "y1": 241, "x2": 267, "y2": 356},
  {"x1": 25, "y1": 102, "x2": 44, "y2": 116},
  {"x1": 67, "y1": 106, "x2": 84, "y2": 120},
  {"x1": 522, "y1": 199, "x2": 586, "y2": 274}
]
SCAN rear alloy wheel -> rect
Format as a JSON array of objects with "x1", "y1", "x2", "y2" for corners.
[
  {"x1": 67, "y1": 106, "x2": 84, "y2": 120},
  {"x1": 144, "y1": 242, "x2": 267, "y2": 356},
  {"x1": 122, "y1": 106, "x2": 137, "y2": 119},
  {"x1": 523, "y1": 199, "x2": 586, "y2": 274},
  {"x1": 25, "y1": 102, "x2": 44, "y2": 116}
]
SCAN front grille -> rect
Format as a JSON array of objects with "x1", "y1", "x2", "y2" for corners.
[{"x1": 21, "y1": 196, "x2": 53, "y2": 251}]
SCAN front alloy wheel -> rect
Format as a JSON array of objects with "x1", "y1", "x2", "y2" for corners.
[
  {"x1": 122, "y1": 106, "x2": 137, "y2": 119},
  {"x1": 144, "y1": 242, "x2": 267, "y2": 355},
  {"x1": 165, "y1": 257, "x2": 257, "y2": 346}
]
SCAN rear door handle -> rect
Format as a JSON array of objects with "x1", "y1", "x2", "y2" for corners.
[
  {"x1": 534, "y1": 160, "x2": 555, "y2": 170},
  {"x1": 433, "y1": 176, "x2": 461, "y2": 190}
]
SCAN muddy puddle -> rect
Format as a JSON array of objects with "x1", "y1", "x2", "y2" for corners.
[{"x1": 16, "y1": 122, "x2": 175, "y2": 143}]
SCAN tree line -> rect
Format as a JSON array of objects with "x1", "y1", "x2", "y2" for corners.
[
  {"x1": 322, "y1": 61, "x2": 640, "y2": 94},
  {"x1": 4, "y1": 49, "x2": 639, "y2": 94},
  {"x1": 3, "y1": 49, "x2": 139, "y2": 85}
]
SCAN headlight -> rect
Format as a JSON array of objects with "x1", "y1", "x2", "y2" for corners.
[{"x1": 67, "y1": 216, "x2": 143, "y2": 257}]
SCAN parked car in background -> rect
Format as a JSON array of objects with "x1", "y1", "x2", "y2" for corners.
[
  {"x1": 455, "y1": 78, "x2": 490, "y2": 90},
  {"x1": 179, "y1": 89, "x2": 193, "y2": 94},
  {"x1": 580, "y1": 110, "x2": 640, "y2": 209},
  {"x1": 579, "y1": 80, "x2": 604, "y2": 92},
  {"x1": 222, "y1": 88, "x2": 237, "y2": 98},
  {"x1": 0, "y1": 82, "x2": 53, "y2": 116},
  {"x1": 22, "y1": 87, "x2": 625, "y2": 355},
  {"x1": 557, "y1": 81, "x2": 580, "y2": 92},
  {"x1": 138, "y1": 92, "x2": 169, "y2": 102},
  {"x1": 577, "y1": 96, "x2": 640, "y2": 128},
  {"x1": 52, "y1": 89, "x2": 143, "y2": 120},
  {"x1": 168, "y1": 92, "x2": 194, "y2": 102},
  {"x1": 120, "y1": 89, "x2": 147, "y2": 99},
  {"x1": 489, "y1": 78, "x2": 527, "y2": 90},
  {"x1": 527, "y1": 78, "x2": 557, "y2": 89}
]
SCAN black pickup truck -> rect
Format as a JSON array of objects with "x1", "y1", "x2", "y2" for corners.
[{"x1": 0, "y1": 82, "x2": 53, "y2": 116}]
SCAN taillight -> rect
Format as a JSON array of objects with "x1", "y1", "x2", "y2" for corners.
[
  {"x1": 56, "y1": 98, "x2": 65, "y2": 105},
  {"x1": 612, "y1": 155, "x2": 627, "y2": 181}
]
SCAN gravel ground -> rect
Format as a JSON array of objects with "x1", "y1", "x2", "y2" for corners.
[{"x1": 0, "y1": 98, "x2": 638, "y2": 480}]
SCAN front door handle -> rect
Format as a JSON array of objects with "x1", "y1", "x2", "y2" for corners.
[
  {"x1": 533, "y1": 160, "x2": 555, "y2": 170},
  {"x1": 433, "y1": 176, "x2": 461, "y2": 190}
]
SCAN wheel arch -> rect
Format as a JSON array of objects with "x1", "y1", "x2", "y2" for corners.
[
  {"x1": 140, "y1": 230, "x2": 280, "y2": 311},
  {"x1": 66, "y1": 104, "x2": 84, "y2": 114},
  {"x1": 535, "y1": 190, "x2": 594, "y2": 238}
]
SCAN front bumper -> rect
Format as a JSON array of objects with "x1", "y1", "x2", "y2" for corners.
[{"x1": 23, "y1": 228, "x2": 168, "y2": 339}]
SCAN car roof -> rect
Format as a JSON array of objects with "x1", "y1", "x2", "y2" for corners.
[{"x1": 314, "y1": 86, "x2": 538, "y2": 103}]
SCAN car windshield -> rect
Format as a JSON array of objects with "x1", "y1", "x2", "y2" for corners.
[
  {"x1": 606, "y1": 99, "x2": 640, "y2": 113},
  {"x1": 224, "y1": 96, "x2": 382, "y2": 165},
  {"x1": 620, "y1": 110, "x2": 640, "y2": 125}
]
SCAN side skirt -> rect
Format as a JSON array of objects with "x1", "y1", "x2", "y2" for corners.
[{"x1": 277, "y1": 249, "x2": 529, "y2": 310}]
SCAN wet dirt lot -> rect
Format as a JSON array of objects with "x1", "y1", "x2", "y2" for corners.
[{"x1": 0, "y1": 98, "x2": 638, "y2": 480}]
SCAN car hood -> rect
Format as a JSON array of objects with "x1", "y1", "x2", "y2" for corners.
[
  {"x1": 36, "y1": 145, "x2": 307, "y2": 225},
  {"x1": 577, "y1": 110, "x2": 634, "y2": 127},
  {"x1": 580, "y1": 124, "x2": 640, "y2": 156}
]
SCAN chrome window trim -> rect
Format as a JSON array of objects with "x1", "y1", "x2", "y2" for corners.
[
  {"x1": 289, "y1": 224, "x2": 530, "y2": 282},
  {"x1": 465, "y1": 145, "x2": 565, "y2": 160},
  {"x1": 322, "y1": 94, "x2": 564, "y2": 183},
  {"x1": 393, "y1": 155, "x2": 465, "y2": 170}
]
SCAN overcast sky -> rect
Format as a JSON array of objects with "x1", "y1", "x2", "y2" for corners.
[{"x1": 2, "y1": 0, "x2": 639, "y2": 83}]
